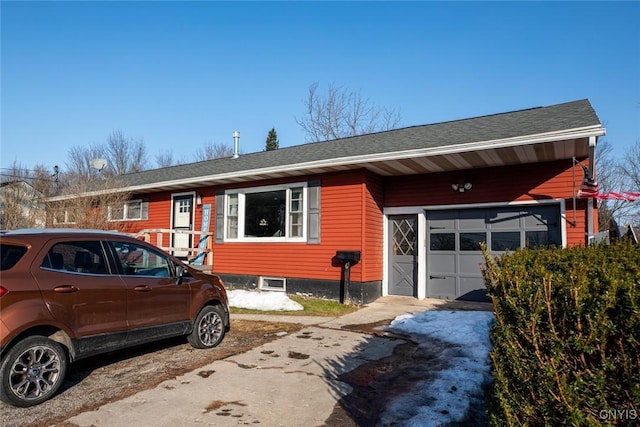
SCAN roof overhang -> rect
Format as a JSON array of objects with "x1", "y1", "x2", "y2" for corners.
[{"x1": 48, "y1": 125, "x2": 605, "y2": 201}]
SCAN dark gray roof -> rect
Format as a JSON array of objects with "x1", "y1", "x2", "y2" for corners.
[{"x1": 108, "y1": 99, "x2": 602, "y2": 191}]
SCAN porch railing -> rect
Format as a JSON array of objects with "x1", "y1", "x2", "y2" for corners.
[{"x1": 134, "y1": 228, "x2": 213, "y2": 271}]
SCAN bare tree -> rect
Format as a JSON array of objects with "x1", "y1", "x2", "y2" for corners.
[
  {"x1": 619, "y1": 139, "x2": 640, "y2": 189},
  {"x1": 0, "y1": 162, "x2": 54, "y2": 229},
  {"x1": 595, "y1": 140, "x2": 640, "y2": 230},
  {"x1": 193, "y1": 141, "x2": 235, "y2": 161},
  {"x1": 104, "y1": 130, "x2": 148, "y2": 175},
  {"x1": 618, "y1": 139, "x2": 640, "y2": 224},
  {"x1": 64, "y1": 131, "x2": 148, "y2": 181},
  {"x1": 47, "y1": 174, "x2": 131, "y2": 231},
  {"x1": 295, "y1": 82, "x2": 402, "y2": 142},
  {"x1": 155, "y1": 149, "x2": 185, "y2": 168}
]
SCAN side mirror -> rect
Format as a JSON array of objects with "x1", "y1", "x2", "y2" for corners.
[{"x1": 175, "y1": 265, "x2": 185, "y2": 285}]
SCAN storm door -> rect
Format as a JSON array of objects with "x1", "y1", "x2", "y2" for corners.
[
  {"x1": 388, "y1": 215, "x2": 418, "y2": 296},
  {"x1": 171, "y1": 194, "x2": 194, "y2": 259}
]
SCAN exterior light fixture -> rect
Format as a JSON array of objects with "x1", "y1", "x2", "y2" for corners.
[
  {"x1": 196, "y1": 194, "x2": 203, "y2": 206},
  {"x1": 452, "y1": 182, "x2": 472, "y2": 193}
]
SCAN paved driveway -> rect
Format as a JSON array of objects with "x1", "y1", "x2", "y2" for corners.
[{"x1": 65, "y1": 297, "x2": 492, "y2": 427}]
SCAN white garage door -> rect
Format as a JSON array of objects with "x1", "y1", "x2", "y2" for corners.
[{"x1": 426, "y1": 204, "x2": 561, "y2": 299}]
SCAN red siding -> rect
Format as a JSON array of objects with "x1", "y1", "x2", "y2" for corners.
[
  {"x1": 212, "y1": 170, "x2": 369, "y2": 282},
  {"x1": 362, "y1": 171, "x2": 384, "y2": 282},
  {"x1": 121, "y1": 158, "x2": 594, "y2": 287},
  {"x1": 385, "y1": 159, "x2": 591, "y2": 246}
]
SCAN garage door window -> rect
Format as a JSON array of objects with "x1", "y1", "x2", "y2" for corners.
[
  {"x1": 460, "y1": 233, "x2": 486, "y2": 251},
  {"x1": 430, "y1": 233, "x2": 455, "y2": 251},
  {"x1": 491, "y1": 232, "x2": 520, "y2": 251}
]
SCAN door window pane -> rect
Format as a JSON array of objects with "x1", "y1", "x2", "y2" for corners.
[
  {"x1": 460, "y1": 233, "x2": 486, "y2": 251},
  {"x1": 526, "y1": 231, "x2": 560, "y2": 249},
  {"x1": 42, "y1": 241, "x2": 109, "y2": 275},
  {"x1": 111, "y1": 242, "x2": 171, "y2": 277},
  {"x1": 491, "y1": 232, "x2": 521, "y2": 251},
  {"x1": 430, "y1": 233, "x2": 455, "y2": 251},
  {"x1": 393, "y1": 218, "x2": 416, "y2": 255}
]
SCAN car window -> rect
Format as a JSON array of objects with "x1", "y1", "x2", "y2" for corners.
[
  {"x1": 0, "y1": 244, "x2": 28, "y2": 271},
  {"x1": 42, "y1": 241, "x2": 110, "y2": 275},
  {"x1": 110, "y1": 241, "x2": 171, "y2": 277}
]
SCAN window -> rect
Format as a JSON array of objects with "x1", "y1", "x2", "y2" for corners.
[
  {"x1": 41, "y1": 241, "x2": 109, "y2": 275},
  {"x1": 110, "y1": 241, "x2": 171, "y2": 277},
  {"x1": 224, "y1": 184, "x2": 307, "y2": 242},
  {"x1": 460, "y1": 232, "x2": 486, "y2": 251},
  {"x1": 260, "y1": 276, "x2": 286, "y2": 291},
  {"x1": 109, "y1": 200, "x2": 146, "y2": 221},
  {"x1": 227, "y1": 193, "x2": 239, "y2": 239},
  {"x1": 52, "y1": 210, "x2": 77, "y2": 225},
  {"x1": 1, "y1": 244, "x2": 28, "y2": 271}
]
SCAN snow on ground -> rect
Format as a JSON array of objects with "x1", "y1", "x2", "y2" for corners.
[
  {"x1": 227, "y1": 290, "x2": 495, "y2": 426},
  {"x1": 382, "y1": 310, "x2": 495, "y2": 426},
  {"x1": 227, "y1": 289, "x2": 304, "y2": 311}
]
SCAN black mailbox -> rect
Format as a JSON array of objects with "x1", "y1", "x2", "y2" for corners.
[{"x1": 335, "y1": 250, "x2": 361, "y2": 263}]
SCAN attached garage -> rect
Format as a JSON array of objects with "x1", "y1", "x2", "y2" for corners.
[
  {"x1": 388, "y1": 203, "x2": 563, "y2": 301},
  {"x1": 426, "y1": 204, "x2": 562, "y2": 299}
]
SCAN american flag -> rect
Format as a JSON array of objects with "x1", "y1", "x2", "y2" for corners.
[{"x1": 577, "y1": 164, "x2": 640, "y2": 201}]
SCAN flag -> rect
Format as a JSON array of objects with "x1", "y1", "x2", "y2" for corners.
[
  {"x1": 577, "y1": 164, "x2": 599, "y2": 198},
  {"x1": 577, "y1": 163, "x2": 640, "y2": 202}
]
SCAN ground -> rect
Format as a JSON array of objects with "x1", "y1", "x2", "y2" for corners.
[
  {"x1": 0, "y1": 320, "x2": 304, "y2": 427},
  {"x1": 0, "y1": 317, "x2": 486, "y2": 427}
]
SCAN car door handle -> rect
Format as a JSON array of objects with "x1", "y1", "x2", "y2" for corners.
[
  {"x1": 429, "y1": 275, "x2": 446, "y2": 280},
  {"x1": 134, "y1": 285, "x2": 152, "y2": 292},
  {"x1": 53, "y1": 285, "x2": 79, "y2": 293}
]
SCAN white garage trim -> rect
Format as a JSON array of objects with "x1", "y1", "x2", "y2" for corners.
[{"x1": 383, "y1": 199, "x2": 566, "y2": 299}]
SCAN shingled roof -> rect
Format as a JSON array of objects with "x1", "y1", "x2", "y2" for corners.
[{"x1": 59, "y1": 99, "x2": 604, "y2": 196}]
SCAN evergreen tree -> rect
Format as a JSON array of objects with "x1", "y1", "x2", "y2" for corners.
[{"x1": 265, "y1": 128, "x2": 279, "y2": 151}]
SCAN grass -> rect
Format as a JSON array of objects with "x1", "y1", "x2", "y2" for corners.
[{"x1": 230, "y1": 295, "x2": 360, "y2": 317}]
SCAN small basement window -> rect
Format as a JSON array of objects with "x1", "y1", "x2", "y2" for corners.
[{"x1": 259, "y1": 276, "x2": 286, "y2": 291}]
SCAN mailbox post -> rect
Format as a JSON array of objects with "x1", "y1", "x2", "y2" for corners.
[{"x1": 335, "y1": 250, "x2": 361, "y2": 304}]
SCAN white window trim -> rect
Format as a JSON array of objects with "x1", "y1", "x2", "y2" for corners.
[
  {"x1": 108, "y1": 199, "x2": 144, "y2": 222},
  {"x1": 53, "y1": 210, "x2": 77, "y2": 225},
  {"x1": 224, "y1": 182, "x2": 307, "y2": 243},
  {"x1": 259, "y1": 276, "x2": 287, "y2": 292}
]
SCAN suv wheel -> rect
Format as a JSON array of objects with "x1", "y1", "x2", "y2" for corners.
[
  {"x1": 188, "y1": 305, "x2": 226, "y2": 349},
  {"x1": 0, "y1": 336, "x2": 68, "y2": 407}
]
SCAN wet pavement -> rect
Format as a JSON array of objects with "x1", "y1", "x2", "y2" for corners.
[{"x1": 63, "y1": 296, "x2": 492, "y2": 427}]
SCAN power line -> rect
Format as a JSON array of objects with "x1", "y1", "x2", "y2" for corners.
[
  {"x1": 0, "y1": 166, "x2": 58, "y2": 174},
  {"x1": 0, "y1": 173, "x2": 59, "y2": 183}
]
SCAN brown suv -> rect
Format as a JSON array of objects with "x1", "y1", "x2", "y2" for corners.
[{"x1": 0, "y1": 229, "x2": 229, "y2": 407}]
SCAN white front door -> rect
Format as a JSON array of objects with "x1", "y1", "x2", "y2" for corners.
[{"x1": 172, "y1": 195, "x2": 193, "y2": 258}]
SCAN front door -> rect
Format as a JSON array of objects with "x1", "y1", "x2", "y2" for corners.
[
  {"x1": 388, "y1": 215, "x2": 418, "y2": 296},
  {"x1": 172, "y1": 194, "x2": 194, "y2": 259}
]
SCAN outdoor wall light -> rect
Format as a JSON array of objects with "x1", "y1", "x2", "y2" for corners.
[
  {"x1": 451, "y1": 182, "x2": 472, "y2": 193},
  {"x1": 196, "y1": 194, "x2": 203, "y2": 205}
]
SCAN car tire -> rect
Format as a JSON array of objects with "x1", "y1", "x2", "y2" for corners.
[
  {"x1": 188, "y1": 305, "x2": 226, "y2": 349},
  {"x1": 0, "y1": 336, "x2": 68, "y2": 407}
]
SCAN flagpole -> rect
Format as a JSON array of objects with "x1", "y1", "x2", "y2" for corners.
[{"x1": 572, "y1": 157, "x2": 577, "y2": 227}]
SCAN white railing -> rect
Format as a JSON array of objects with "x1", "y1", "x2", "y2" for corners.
[{"x1": 134, "y1": 228, "x2": 213, "y2": 271}]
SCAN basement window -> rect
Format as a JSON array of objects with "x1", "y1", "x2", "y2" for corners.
[{"x1": 259, "y1": 276, "x2": 286, "y2": 291}]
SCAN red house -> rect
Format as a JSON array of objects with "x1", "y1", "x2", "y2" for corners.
[{"x1": 67, "y1": 99, "x2": 605, "y2": 303}]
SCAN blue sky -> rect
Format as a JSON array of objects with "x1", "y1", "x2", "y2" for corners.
[{"x1": 1, "y1": 1, "x2": 639, "y2": 173}]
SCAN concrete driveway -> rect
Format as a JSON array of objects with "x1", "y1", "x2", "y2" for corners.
[{"x1": 65, "y1": 297, "x2": 491, "y2": 427}]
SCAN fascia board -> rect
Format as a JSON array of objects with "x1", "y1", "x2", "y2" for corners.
[{"x1": 49, "y1": 125, "x2": 605, "y2": 200}]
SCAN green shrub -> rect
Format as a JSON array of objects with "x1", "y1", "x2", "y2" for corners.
[{"x1": 482, "y1": 241, "x2": 640, "y2": 426}]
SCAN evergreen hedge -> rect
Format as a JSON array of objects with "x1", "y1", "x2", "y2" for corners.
[{"x1": 482, "y1": 240, "x2": 640, "y2": 426}]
